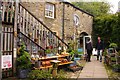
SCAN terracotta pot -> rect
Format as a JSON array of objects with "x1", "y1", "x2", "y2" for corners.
[
  {"x1": 28, "y1": 33, "x2": 32, "y2": 37},
  {"x1": 34, "y1": 38, "x2": 38, "y2": 42},
  {"x1": 42, "y1": 61, "x2": 51, "y2": 66}
]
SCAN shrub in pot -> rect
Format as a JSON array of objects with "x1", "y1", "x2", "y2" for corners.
[{"x1": 17, "y1": 44, "x2": 32, "y2": 79}]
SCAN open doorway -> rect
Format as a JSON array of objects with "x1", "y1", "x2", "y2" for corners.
[
  {"x1": 79, "y1": 32, "x2": 88, "y2": 47},
  {"x1": 78, "y1": 32, "x2": 88, "y2": 53}
]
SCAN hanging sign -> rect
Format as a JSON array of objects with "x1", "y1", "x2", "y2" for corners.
[{"x1": 2, "y1": 55, "x2": 12, "y2": 69}]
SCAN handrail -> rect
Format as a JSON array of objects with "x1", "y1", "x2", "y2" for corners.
[
  {"x1": 19, "y1": 3, "x2": 69, "y2": 48},
  {"x1": 19, "y1": 31, "x2": 45, "y2": 51}
]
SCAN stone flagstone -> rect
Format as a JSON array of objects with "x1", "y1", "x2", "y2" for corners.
[{"x1": 78, "y1": 56, "x2": 108, "y2": 79}]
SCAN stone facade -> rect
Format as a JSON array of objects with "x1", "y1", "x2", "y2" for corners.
[{"x1": 21, "y1": 1, "x2": 93, "y2": 43}]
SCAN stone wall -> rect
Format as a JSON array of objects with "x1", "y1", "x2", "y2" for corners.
[{"x1": 21, "y1": 2, "x2": 93, "y2": 43}]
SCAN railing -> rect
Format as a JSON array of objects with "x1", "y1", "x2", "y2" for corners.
[
  {"x1": 18, "y1": 3, "x2": 69, "y2": 55},
  {"x1": 0, "y1": 1, "x2": 15, "y2": 24},
  {"x1": 17, "y1": 30, "x2": 45, "y2": 56}
]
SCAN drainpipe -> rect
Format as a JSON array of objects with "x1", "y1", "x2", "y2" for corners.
[
  {"x1": 61, "y1": 2, "x2": 65, "y2": 51},
  {"x1": 0, "y1": 1, "x2": 2, "y2": 79},
  {"x1": 13, "y1": 0, "x2": 19, "y2": 76},
  {"x1": 62, "y1": 2, "x2": 65, "y2": 42}
]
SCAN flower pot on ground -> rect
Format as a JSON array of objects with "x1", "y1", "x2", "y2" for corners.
[{"x1": 17, "y1": 44, "x2": 32, "y2": 79}]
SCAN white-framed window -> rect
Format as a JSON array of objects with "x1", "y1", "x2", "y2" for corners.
[
  {"x1": 45, "y1": 3, "x2": 55, "y2": 19},
  {"x1": 74, "y1": 14, "x2": 80, "y2": 26}
]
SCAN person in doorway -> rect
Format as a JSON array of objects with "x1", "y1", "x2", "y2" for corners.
[
  {"x1": 86, "y1": 38, "x2": 93, "y2": 62},
  {"x1": 96, "y1": 36, "x2": 104, "y2": 62}
]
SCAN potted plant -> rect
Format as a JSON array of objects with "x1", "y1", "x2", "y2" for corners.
[
  {"x1": 34, "y1": 38, "x2": 39, "y2": 43},
  {"x1": 17, "y1": 44, "x2": 32, "y2": 79},
  {"x1": 28, "y1": 32, "x2": 32, "y2": 37},
  {"x1": 38, "y1": 50, "x2": 45, "y2": 57},
  {"x1": 45, "y1": 46, "x2": 54, "y2": 57}
]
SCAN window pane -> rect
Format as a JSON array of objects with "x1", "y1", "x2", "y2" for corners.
[
  {"x1": 50, "y1": 5, "x2": 53, "y2": 10},
  {"x1": 45, "y1": 4, "x2": 49, "y2": 10},
  {"x1": 74, "y1": 15, "x2": 79, "y2": 25},
  {"x1": 45, "y1": 3, "x2": 54, "y2": 18}
]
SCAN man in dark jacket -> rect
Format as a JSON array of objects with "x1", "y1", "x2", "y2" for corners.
[
  {"x1": 86, "y1": 38, "x2": 93, "y2": 62},
  {"x1": 96, "y1": 36, "x2": 104, "y2": 62}
]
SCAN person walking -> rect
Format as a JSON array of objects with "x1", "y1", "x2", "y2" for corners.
[
  {"x1": 96, "y1": 36, "x2": 104, "y2": 62},
  {"x1": 86, "y1": 38, "x2": 93, "y2": 62}
]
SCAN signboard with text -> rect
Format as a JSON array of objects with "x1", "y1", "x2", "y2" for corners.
[{"x1": 2, "y1": 55, "x2": 12, "y2": 69}]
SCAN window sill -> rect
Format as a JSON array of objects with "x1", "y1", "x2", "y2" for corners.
[{"x1": 45, "y1": 16, "x2": 54, "y2": 19}]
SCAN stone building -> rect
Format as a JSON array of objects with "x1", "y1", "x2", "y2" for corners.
[
  {"x1": 21, "y1": 1, "x2": 93, "y2": 47},
  {"x1": 0, "y1": 1, "x2": 93, "y2": 78}
]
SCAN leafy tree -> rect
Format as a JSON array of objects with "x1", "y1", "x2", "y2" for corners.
[
  {"x1": 93, "y1": 13, "x2": 120, "y2": 47},
  {"x1": 72, "y1": 2, "x2": 111, "y2": 16}
]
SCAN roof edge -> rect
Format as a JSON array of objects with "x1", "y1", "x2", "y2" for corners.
[{"x1": 63, "y1": 2, "x2": 94, "y2": 17}]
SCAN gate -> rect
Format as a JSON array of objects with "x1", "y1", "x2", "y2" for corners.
[
  {"x1": 0, "y1": 1, "x2": 14, "y2": 78},
  {"x1": 1, "y1": 25, "x2": 14, "y2": 78}
]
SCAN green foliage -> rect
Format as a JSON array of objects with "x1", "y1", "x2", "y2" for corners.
[
  {"x1": 103, "y1": 49, "x2": 107, "y2": 56},
  {"x1": 109, "y1": 43, "x2": 118, "y2": 48},
  {"x1": 69, "y1": 50, "x2": 75, "y2": 55},
  {"x1": 17, "y1": 44, "x2": 31, "y2": 69},
  {"x1": 55, "y1": 70, "x2": 67, "y2": 80},
  {"x1": 93, "y1": 13, "x2": 120, "y2": 48},
  {"x1": 112, "y1": 64, "x2": 120, "y2": 69},
  {"x1": 110, "y1": 57, "x2": 116, "y2": 62},
  {"x1": 28, "y1": 69, "x2": 67, "y2": 80},
  {"x1": 72, "y1": 2, "x2": 110, "y2": 16},
  {"x1": 117, "y1": 51, "x2": 120, "y2": 56},
  {"x1": 45, "y1": 49, "x2": 51, "y2": 54},
  {"x1": 28, "y1": 69, "x2": 52, "y2": 80}
]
